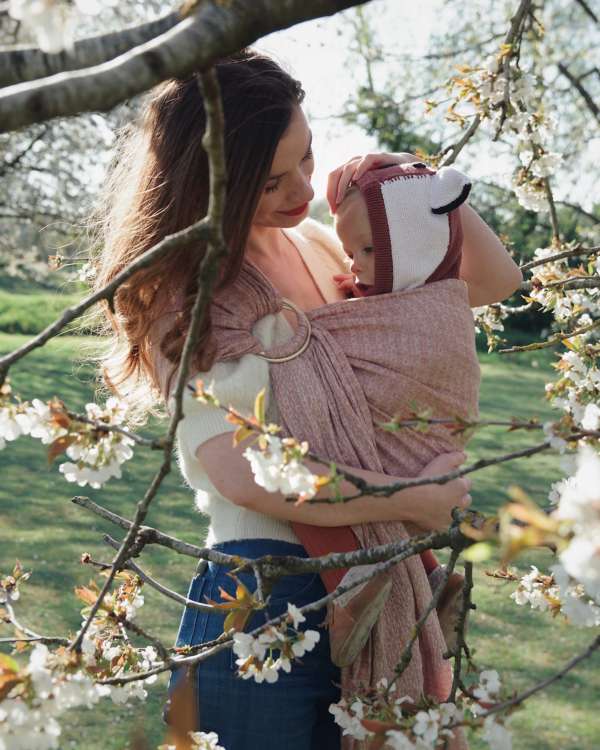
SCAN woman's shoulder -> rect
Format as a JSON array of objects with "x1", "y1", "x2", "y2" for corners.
[
  {"x1": 290, "y1": 217, "x2": 348, "y2": 277},
  {"x1": 296, "y1": 217, "x2": 343, "y2": 255}
]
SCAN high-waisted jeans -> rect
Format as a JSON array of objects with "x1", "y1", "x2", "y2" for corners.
[{"x1": 167, "y1": 539, "x2": 341, "y2": 750}]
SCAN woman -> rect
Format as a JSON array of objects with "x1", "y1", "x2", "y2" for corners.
[{"x1": 92, "y1": 49, "x2": 521, "y2": 749}]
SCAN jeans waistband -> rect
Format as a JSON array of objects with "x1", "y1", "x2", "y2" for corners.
[{"x1": 210, "y1": 538, "x2": 308, "y2": 560}]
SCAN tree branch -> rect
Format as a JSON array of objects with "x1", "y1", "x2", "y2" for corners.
[
  {"x1": 0, "y1": 124, "x2": 48, "y2": 176},
  {"x1": 574, "y1": 0, "x2": 599, "y2": 24},
  {"x1": 544, "y1": 178, "x2": 561, "y2": 244},
  {"x1": 520, "y1": 245, "x2": 600, "y2": 272},
  {"x1": 449, "y1": 561, "x2": 474, "y2": 702},
  {"x1": 440, "y1": 0, "x2": 533, "y2": 166},
  {"x1": 100, "y1": 536, "x2": 214, "y2": 612},
  {"x1": 67, "y1": 63, "x2": 230, "y2": 654},
  {"x1": 478, "y1": 633, "x2": 600, "y2": 718},
  {"x1": 499, "y1": 318, "x2": 600, "y2": 354},
  {"x1": 72, "y1": 494, "x2": 475, "y2": 578},
  {"x1": 386, "y1": 549, "x2": 460, "y2": 696},
  {"x1": 557, "y1": 62, "x2": 600, "y2": 123},
  {"x1": 0, "y1": 10, "x2": 181, "y2": 88},
  {"x1": 0, "y1": 0, "x2": 367, "y2": 133},
  {"x1": 96, "y1": 518, "x2": 473, "y2": 686},
  {"x1": 520, "y1": 276, "x2": 600, "y2": 292}
]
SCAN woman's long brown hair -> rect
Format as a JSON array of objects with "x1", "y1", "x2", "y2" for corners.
[{"x1": 87, "y1": 49, "x2": 304, "y2": 426}]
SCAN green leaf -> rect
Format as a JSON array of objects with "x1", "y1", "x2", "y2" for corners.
[
  {"x1": 254, "y1": 388, "x2": 266, "y2": 425},
  {"x1": 463, "y1": 542, "x2": 493, "y2": 563},
  {"x1": 0, "y1": 653, "x2": 19, "y2": 673}
]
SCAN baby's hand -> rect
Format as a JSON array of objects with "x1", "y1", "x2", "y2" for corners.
[{"x1": 333, "y1": 273, "x2": 361, "y2": 297}]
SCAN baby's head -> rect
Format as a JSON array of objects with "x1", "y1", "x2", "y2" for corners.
[{"x1": 334, "y1": 163, "x2": 472, "y2": 296}]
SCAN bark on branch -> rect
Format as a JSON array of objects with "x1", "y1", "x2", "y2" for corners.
[
  {"x1": 71, "y1": 494, "x2": 474, "y2": 577},
  {"x1": 0, "y1": 0, "x2": 366, "y2": 133},
  {"x1": 0, "y1": 10, "x2": 181, "y2": 88}
]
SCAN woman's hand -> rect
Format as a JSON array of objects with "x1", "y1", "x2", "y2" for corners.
[
  {"x1": 327, "y1": 152, "x2": 421, "y2": 213},
  {"x1": 408, "y1": 451, "x2": 472, "y2": 532}
]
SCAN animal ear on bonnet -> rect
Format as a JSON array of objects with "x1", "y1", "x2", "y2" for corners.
[{"x1": 430, "y1": 166, "x2": 472, "y2": 215}]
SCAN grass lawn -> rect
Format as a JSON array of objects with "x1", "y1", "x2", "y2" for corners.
[
  {"x1": 1, "y1": 332, "x2": 599, "y2": 749},
  {"x1": 0, "y1": 288, "x2": 88, "y2": 335}
]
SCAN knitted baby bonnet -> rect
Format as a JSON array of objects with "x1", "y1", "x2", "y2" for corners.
[{"x1": 354, "y1": 162, "x2": 472, "y2": 296}]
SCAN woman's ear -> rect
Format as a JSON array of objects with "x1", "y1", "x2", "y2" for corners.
[{"x1": 430, "y1": 166, "x2": 472, "y2": 215}]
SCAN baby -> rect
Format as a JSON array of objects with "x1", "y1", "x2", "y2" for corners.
[
  {"x1": 334, "y1": 161, "x2": 469, "y2": 295},
  {"x1": 290, "y1": 162, "x2": 474, "y2": 667}
]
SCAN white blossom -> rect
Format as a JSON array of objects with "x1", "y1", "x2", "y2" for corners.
[
  {"x1": 2, "y1": 394, "x2": 134, "y2": 488},
  {"x1": 0, "y1": 646, "x2": 110, "y2": 750},
  {"x1": 278, "y1": 459, "x2": 318, "y2": 498},
  {"x1": 552, "y1": 563, "x2": 600, "y2": 627},
  {"x1": 287, "y1": 603, "x2": 306, "y2": 629},
  {"x1": 232, "y1": 631, "x2": 268, "y2": 662},
  {"x1": 581, "y1": 403, "x2": 600, "y2": 431},
  {"x1": 103, "y1": 681, "x2": 148, "y2": 705},
  {"x1": 243, "y1": 434, "x2": 318, "y2": 500},
  {"x1": 513, "y1": 181, "x2": 548, "y2": 212},
  {"x1": 290, "y1": 629, "x2": 320, "y2": 657},
  {"x1": 52, "y1": 396, "x2": 134, "y2": 488},
  {"x1": 25, "y1": 400, "x2": 66, "y2": 444},
  {"x1": 232, "y1": 622, "x2": 319, "y2": 684},
  {"x1": 542, "y1": 422, "x2": 567, "y2": 453},
  {"x1": 329, "y1": 701, "x2": 372, "y2": 741},
  {"x1": 8, "y1": 0, "x2": 102, "y2": 53},
  {"x1": 28, "y1": 645, "x2": 55, "y2": 700},
  {"x1": 554, "y1": 445, "x2": 600, "y2": 528},
  {"x1": 413, "y1": 708, "x2": 440, "y2": 745},
  {"x1": 385, "y1": 730, "x2": 417, "y2": 749},
  {"x1": 58, "y1": 459, "x2": 124, "y2": 489},
  {"x1": 482, "y1": 716, "x2": 512, "y2": 750},
  {"x1": 243, "y1": 435, "x2": 286, "y2": 493},
  {"x1": 439, "y1": 702, "x2": 464, "y2": 726},
  {"x1": 77, "y1": 261, "x2": 97, "y2": 284},
  {"x1": 530, "y1": 152, "x2": 562, "y2": 178},
  {"x1": 473, "y1": 670, "x2": 502, "y2": 705},
  {"x1": 510, "y1": 566, "x2": 555, "y2": 611},
  {"x1": 236, "y1": 655, "x2": 280, "y2": 683},
  {"x1": 189, "y1": 731, "x2": 226, "y2": 750},
  {"x1": 8, "y1": 0, "x2": 76, "y2": 53},
  {"x1": 0, "y1": 405, "x2": 30, "y2": 446}
]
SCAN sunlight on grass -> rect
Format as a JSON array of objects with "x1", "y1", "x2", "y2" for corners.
[{"x1": 1, "y1": 333, "x2": 599, "y2": 748}]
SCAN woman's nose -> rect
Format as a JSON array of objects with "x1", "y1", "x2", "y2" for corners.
[
  {"x1": 350, "y1": 261, "x2": 360, "y2": 274},
  {"x1": 291, "y1": 171, "x2": 314, "y2": 204}
]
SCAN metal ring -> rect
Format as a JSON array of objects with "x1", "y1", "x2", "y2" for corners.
[{"x1": 258, "y1": 299, "x2": 312, "y2": 363}]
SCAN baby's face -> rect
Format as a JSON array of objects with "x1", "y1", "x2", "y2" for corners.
[{"x1": 334, "y1": 190, "x2": 375, "y2": 287}]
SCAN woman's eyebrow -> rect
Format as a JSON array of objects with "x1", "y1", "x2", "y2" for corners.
[{"x1": 267, "y1": 131, "x2": 313, "y2": 181}]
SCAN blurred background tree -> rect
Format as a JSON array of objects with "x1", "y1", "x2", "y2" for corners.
[{"x1": 336, "y1": 2, "x2": 599, "y2": 338}]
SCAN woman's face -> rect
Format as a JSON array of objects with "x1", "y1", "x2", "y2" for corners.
[{"x1": 253, "y1": 106, "x2": 315, "y2": 228}]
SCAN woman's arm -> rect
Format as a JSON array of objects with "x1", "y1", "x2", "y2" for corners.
[
  {"x1": 327, "y1": 152, "x2": 523, "y2": 306},
  {"x1": 197, "y1": 433, "x2": 471, "y2": 532},
  {"x1": 459, "y1": 204, "x2": 523, "y2": 307}
]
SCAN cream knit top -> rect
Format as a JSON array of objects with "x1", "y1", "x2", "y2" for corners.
[{"x1": 168, "y1": 219, "x2": 348, "y2": 548}]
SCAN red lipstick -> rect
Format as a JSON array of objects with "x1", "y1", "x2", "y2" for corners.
[{"x1": 279, "y1": 203, "x2": 309, "y2": 216}]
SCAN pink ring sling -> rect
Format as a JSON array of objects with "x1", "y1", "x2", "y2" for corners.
[{"x1": 210, "y1": 262, "x2": 479, "y2": 747}]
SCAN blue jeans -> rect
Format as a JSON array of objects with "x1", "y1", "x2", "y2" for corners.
[{"x1": 168, "y1": 539, "x2": 341, "y2": 750}]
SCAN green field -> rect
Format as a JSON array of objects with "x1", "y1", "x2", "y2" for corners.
[
  {"x1": 1, "y1": 332, "x2": 599, "y2": 749},
  {"x1": 0, "y1": 287, "x2": 88, "y2": 335}
]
